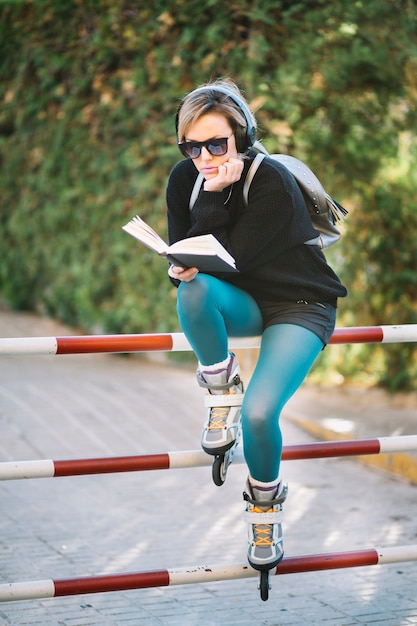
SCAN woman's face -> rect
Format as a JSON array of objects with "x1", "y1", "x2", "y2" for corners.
[{"x1": 185, "y1": 112, "x2": 238, "y2": 181}]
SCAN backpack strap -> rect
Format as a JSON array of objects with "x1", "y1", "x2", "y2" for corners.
[
  {"x1": 244, "y1": 150, "x2": 330, "y2": 214},
  {"x1": 189, "y1": 149, "x2": 346, "y2": 227},
  {"x1": 243, "y1": 153, "x2": 265, "y2": 206},
  {"x1": 189, "y1": 173, "x2": 205, "y2": 211},
  {"x1": 244, "y1": 151, "x2": 346, "y2": 220}
]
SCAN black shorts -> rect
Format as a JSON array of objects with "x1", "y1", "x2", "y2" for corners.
[{"x1": 257, "y1": 300, "x2": 337, "y2": 346}]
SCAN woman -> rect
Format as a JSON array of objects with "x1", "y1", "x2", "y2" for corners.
[{"x1": 166, "y1": 79, "x2": 347, "y2": 572}]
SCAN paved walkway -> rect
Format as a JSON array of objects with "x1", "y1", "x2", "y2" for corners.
[{"x1": 1, "y1": 307, "x2": 417, "y2": 625}]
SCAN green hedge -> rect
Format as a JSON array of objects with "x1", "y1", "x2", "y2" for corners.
[{"x1": 1, "y1": 0, "x2": 417, "y2": 389}]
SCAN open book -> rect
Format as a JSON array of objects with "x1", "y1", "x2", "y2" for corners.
[{"x1": 122, "y1": 215, "x2": 238, "y2": 273}]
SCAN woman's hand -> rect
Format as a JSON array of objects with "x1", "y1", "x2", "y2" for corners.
[
  {"x1": 168, "y1": 264, "x2": 199, "y2": 282},
  {"x1": 203, "y1": 157, "x2": 244, "y2": 192}
]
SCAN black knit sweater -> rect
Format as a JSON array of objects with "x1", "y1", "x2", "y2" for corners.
[{"x1": 166, "y1": 150, "x2": 347, "y2": 307}]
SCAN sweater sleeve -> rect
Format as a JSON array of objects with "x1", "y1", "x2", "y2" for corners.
[
  {"x1": 220, "y1": 159, "x2": 319, "y2": 271},
  {"x1": 186, "y1": 187, "x2": 231, "y2": 237},
  {"x1": 166, "y1": 159, "x2": 197, "y2": 245},
  {"x1": 166, "y1": 155, "x2": 319, "y2": 273},
  {"x1": 167, "y1": 159, "x2": 235, "y2": 242}
]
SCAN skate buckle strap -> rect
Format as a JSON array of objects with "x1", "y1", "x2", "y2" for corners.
[
  {"x1": 204, "y1": 393, "x2": 243, "y2": 408},
  {"x1": 244, "y1": 508, "x2": 282, "y2": 524},
  {"x1": 197, "y1": 372, "x2": 241, "y2": 392},
  {"x1": 243, "y1": 484, "x2": 288, "y2": 508}
]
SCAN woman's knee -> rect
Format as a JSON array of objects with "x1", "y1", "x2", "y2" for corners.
[
  {"x1": 242, "y1": 388, "x2": 285, "y2": 437},
  {"x1": 242, "y1": 410, "x2": 265, "y2": 439},
  {"x1": 242, "y1": 401, "x2": 277, "y2": 438},
  {"x1": 177, "y1": 274, "x2": 213, "y2": 317}
]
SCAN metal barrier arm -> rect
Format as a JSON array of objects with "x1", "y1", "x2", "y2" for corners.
[
  {"x1": 1, "y1": 435, "x2": 417, "y2": 480},
  {"x1": 1, "y1": 545, "x2": 416, "y2": 602},
  {"x1": 1, "y1": 324, "x2": 417, "y2": 356},
  {"x1": 1, "y1": 324, "x2": 417, "y2": 605}
]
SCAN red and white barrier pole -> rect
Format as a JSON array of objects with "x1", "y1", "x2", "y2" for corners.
[
  {"x1": 1, "y1": 324, "x2": 417, "y2": 356},
  {"x1": 1, "y1": 545, "x2": 416, "y2": 602},
  {"x1": 1, "y1": 435, "x2": 417, "y2": 480}
]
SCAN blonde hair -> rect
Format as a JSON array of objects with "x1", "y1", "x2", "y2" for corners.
[{"x1": 176, "y1": 79, "x2": 256, "y2": 153}]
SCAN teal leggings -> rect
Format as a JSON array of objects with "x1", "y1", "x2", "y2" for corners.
[{"x1": 177, "y1": 274, "x2": 324, "y2": 482}]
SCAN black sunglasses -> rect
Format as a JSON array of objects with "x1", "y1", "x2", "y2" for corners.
[{"x1": 178, "y1": 135, "x2": 233, "y2": 159}]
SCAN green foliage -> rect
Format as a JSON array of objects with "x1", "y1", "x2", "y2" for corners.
[{"x1": 1, "y1": 0, "x2": 417, "y2": 389}]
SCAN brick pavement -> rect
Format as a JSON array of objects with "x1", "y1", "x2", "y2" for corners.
[{"x1": 1, "y1": 308, "x2": 417, "y2": 625}]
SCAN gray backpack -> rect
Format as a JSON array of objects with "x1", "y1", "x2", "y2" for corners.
[{"x1": 190, "y1": 144, "x2": 347, "y2": 249}]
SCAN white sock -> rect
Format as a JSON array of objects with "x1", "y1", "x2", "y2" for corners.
[
  {"x1": 248, "y1": 475, "x2": 280, "y2": 489},
  {"x1": 247, "y1": 475, "x2": 281, "y2": 505},
  {"x1": 199, "y1": 355, "x2": 231, "y2": 372}
]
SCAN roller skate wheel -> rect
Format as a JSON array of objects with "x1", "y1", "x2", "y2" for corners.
[
  {"x1": 259, "y1": 570, "x2": 270, "y2": 601},
  {"x1": 212, "y1": 455, "x2": 227, "y2": 486}
]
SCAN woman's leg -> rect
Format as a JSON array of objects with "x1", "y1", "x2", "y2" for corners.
[
  {"x1": 177, "y1": 274, "x2": 263, "y2": 455},
  {"x1": 242, "y1": 323, "x2": 324, "y2": 483},
  {"x1": 176, "y1": 274, "x2": 263, "y2": 365},
  {"x1": 243, "y1": 324, "x2": 324, "y2": 571}
]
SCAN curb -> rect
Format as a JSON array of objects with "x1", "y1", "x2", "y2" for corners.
[{"x1": 285, "y1": 412, "x2": 417, "y2": 486}]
